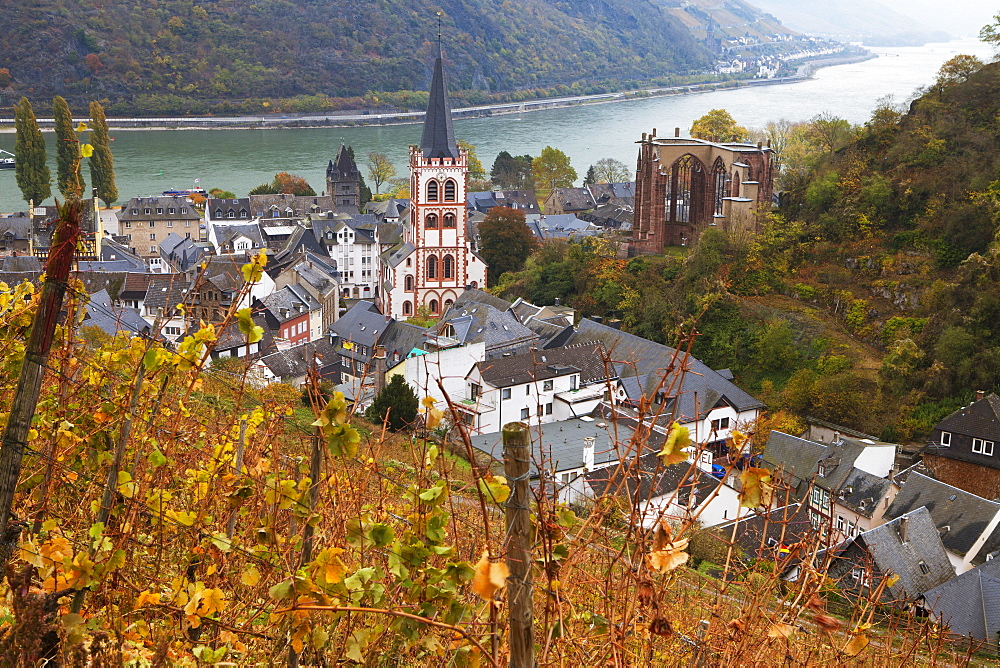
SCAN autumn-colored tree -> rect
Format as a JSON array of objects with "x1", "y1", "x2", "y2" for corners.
[
  {"x1": 806, "y1": 112, "x2": 855, "y2": 153},
  {"x1": 53, "y1": 96, "x2": 82, "y2": 198},
  {"x1": 935, "y1": 54, "x2": 984, "y2": 89},
  {"x1": 532, "y1": 146, "x2": 576, "y2": 192},
  {"x1": 458, "y1": 140, "x2": 486, "y2": 180},
  {"x1": 590, "y1": 157, "x2": 631, "y2": 184},
  {"x1": 88, "y1": 101, "x2": 117, "y2": 207},
  {"x1": 366, "y1": 152, "x2": 396, "y2": 194},
  {"x1": 479, "y1": 206, "x2": 537, "y2": 283},
  {"x1": 690, "y1": 109, "x2": 749, "y2": 143},
  {"x1": 273, "y1": 172, "x2": 316, "y2": 196},
  {"x1": 0, "y1": 68, "x2": 11, "y2": 88},
  {"x1": 13, "y1": 97, "x2": 51, "y2": 206}
]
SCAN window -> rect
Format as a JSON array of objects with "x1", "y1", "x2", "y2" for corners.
[
  {"x1": 185, "y1": 221, "x2": 190, "y2": 227},
  {"x1": 165, "y1": 326, "x2": 181, "y2": 336},
  {"x1": 443, "y1": 254, "x2": 454, "y2": 279},
  {"x1": 144, "y1": 208, "x2": 151, "y2": 214},
  {"x1": 940, "y1": 431, "x2": 951, "y2": 447},
  {"x1": 836, "y1": 516, "x2": 845, "y2": 532},
  {"x1": 427, "y1": 255, "x2": 437, "y2": 279},
  {"x1": 425, "y1": 213, "x2": 438, "y2": 228},
  {"x1": 543, "y1": 380, "x2": 553, "y2": 391},
  {"x1": 167, "y1": 221, "x2": 173, "y2": 228},
  {"x1": 132, "y1": 209, "x2": 138, "y2": 215},
  {"x1": 429, "y1": 299, "x2": 439, "y2": 314},
  {"x1": 546, "y1": 403, "x2": 553, "y2": 415},
  {"x1": 124, "y1": 221, "x2": 132, "y2": 228},
  {"x1": 711, "y1": 417, "x2": 730, "y2": 431},
  {"x1": 404, "y1": 275, "x2": 414, "y2": 291},
  {"x1": 156, "y1": 208, "x2": 163, "y2": 214},
  {"x1": 149, "y1": 233, "x2": 156, "y2": 240},
  {"x1": 520, "y1": 408, "x2": 529, "y2": 420},
  {"x1": 444, "y1": 179, "x2": 456, "y2": 202},
  {"x1": 149, "y1": 221, "x2": 155, "y2": 228},
  {"x1": 443, "y1": 212, "x2": 456, "y2": 228},
  {"x1": 403, "y1": 300, "x2": 412, "y2": 316},
  {"x1": 502, "y1": 388, "x2": 511, "y2": 400},
  {"x1": 570, "y1": 375, "x2": 578, "y2": 391},
  {"x1": 974, "y1": 438, "x2": 995, "y2": 456},
  {"x1": 168, "y1": 207, "x2": 175, "y2": 214},
  {"x1": 228, "y1": 210, "x2": 235, "y2": 218},
  {"x1": 427, "y1": 180, "x2": 439, "y2": 202},
  {"x1": 918, "y1": 560, "x2": 930, "y2": 574},
  {"x1": 181, "y1": 207, "x2": 188, "y2": 213},
  {"x1": 851, "y1": 568, "x2": 871, "y2": 588}
]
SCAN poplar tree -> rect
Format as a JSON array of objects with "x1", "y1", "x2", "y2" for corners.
[
  {"x1": 53, "y1": 95, "x2": 82, "y2": 198},
  {"x1": 88, "y1": 101, "x2": 117, "y2": 207},
  {"x1": 13, "y1": 97, "x2": 51, "y2": 206}
]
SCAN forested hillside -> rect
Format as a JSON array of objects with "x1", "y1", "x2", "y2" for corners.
[
  {"x1": 0, "y1": 0, "x2": 710, "y2": 115},
  {"x1": 496, "y1": 57, "x2": 1000, "y2": 441}
]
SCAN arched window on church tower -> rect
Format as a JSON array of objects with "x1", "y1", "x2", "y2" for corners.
[
  {"x1": 444, "y1": 298, "x2": 454, "y2": 310},
  {"x1": 405, "y1": 275, "x2": 414, "y2": 291},
  {"x1": 427, "y1": 180, "x2": 439, "y2": 202},
  {"x1": 443, "y1": 254, "x2": 454, "y2": 279},
  {"x1": 426, "y1": 213, "x2": 438, "y2": 228},
  {"x1": 403, "y1": 301, "x2": 412, "y2": 316},
  {"x1": 429, "y1": 299, "x2": 439, "y2": 314},
  {"x1": 443, "y1": 213, "x2": 456, "y2": 228},
  {"x1": 427, "y1": 255, "x2": 437, "y2": 279},
  {"x1": 444, "y1": 179, "x2": 457, "y2": 202}
]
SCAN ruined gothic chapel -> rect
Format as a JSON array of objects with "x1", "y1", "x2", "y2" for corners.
[{"x1": 381, "y1": 44, "x2": 488, "y2": 319}]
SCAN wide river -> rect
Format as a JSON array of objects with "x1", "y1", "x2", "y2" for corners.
[{"x1": 0, "y1": 38, "x2": 993, "y2": 213}]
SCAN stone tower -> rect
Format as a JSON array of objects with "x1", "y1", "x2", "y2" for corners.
[{"x1": 326, "y1": 144, "x2": 361, "y2": 209}]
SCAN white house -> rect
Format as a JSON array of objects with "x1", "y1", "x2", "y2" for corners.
[
  {"x1": 311, "y1": 218, "x2": 379, "y2": 300},
  {"x1": 395, "y1": 342, "x2": 487, "y2": 416}
]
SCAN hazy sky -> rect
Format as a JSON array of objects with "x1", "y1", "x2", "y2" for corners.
[{"x1": 868, "y1": 0, "x2": 995, "y2": 38}]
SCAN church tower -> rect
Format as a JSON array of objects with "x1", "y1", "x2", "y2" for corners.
[
  {"x1": 383, "y1": 38, "x2": 488, "y2": 320},
  {"x1": 326, "y1": 144, "x2": 361, "y2": 209}
]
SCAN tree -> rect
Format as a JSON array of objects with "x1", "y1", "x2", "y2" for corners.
[
  {"x1": 935, "y1": 55, "x2": 984, "y2": 89},
  {"x1": 532, "y1": 146, "x2": 576, "y2": 192},
  {"x1": 458, "y1": 140, "x2": 486, "y2": 180},
  {"x1": 209, "y1": 187, "x2": 237, "y2": 198},
  {"x1": 807, "y1": 112, "x2": 855, "y2": 152},
  {"x1": 583, "y1": 165, "x2": 597, "y2": 186},
  {"x1": 88, "y1": 101, "x2": 117, "y2": 207},
  {"x1": 13, "y1": 97, "x2": 51, "y2": 206},
  {"x1": 491, "y1": 151, "x2": 534, "y2": 190},
  {"x1": 690, "y1": 109, "x2": 749, "y2": 143},
  {"x1": 53, "y1": 96, "x2": 82, "y2": 198},
  {"x1": 479, "y1": 206, "x2": 537, "y2": 283},
  {"x1": 273, "y1": 172, "x2": 316, "y2": 196},
  {"x1": 590, "y1": 157, "x2": 631, "y2": 184},
  {"x1": 365, "y1": 375, "x2": 418, "y2": 431},
  {"x1": 0, "y1": 69, "x2": 11, "y2": 88},
  {"x1": 980, "y1": 12, "x2": 1000, "y2": 50},
  {"x1": 366, "y1": 152, "x2": 396, "y2": 194}
]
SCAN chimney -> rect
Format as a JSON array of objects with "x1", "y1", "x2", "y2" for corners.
[
  {"x1": 583, "y1": 436, "x2": 596, "y2": 471},
  {"x1": 899, "y1": 517, "x2": 909, "y2": 543},
  {"x1": 554, "y1": 297, "x2": 561, "y2": 306},
  {"x1": 674, "y1": 127, "x2": 680, "y2": 138},
  {"x1": 651, "y1": 128, "x2": 656, "y2": 137},
  {"x1": 833, "y1": 431, "x2": 841, "y2": 444},
  {"x1": 977, "y1": 390, "x2": 985, "y2": 402}
]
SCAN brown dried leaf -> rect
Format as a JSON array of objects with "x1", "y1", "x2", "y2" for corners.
[
  {"x1": 806, "y1": 594, "x2": 825, "y2": 611},
  {"x1": 727, "y1": 618, "x2": 745, "y2": 636},
  {"x1": 637, "y1": 579, "x2": 655, "y2": 608},
  {"x1": 651, "y1": 519, "x2": 673, "y2": 552},
  {"x1": 766, "y1": 623, "x2": 796, "y2": 639},
  {"x1": 471, "y1": 551, "x2": 509, "y2": 600},
  {"x1": 842, "y1": 633, "x2": 869, "y2": 657},
  {"x1": 814, "y1": 613, "x2": 841, "y2": 634},
  {"x1": 739, "y1": 467, "x2": 775, "y2": 509},
  {"x1": 648, "y1": 617, "x2": 673, "y2": 637},
  {"x1": 647, "y1": 538, "x2": 689, "y2": 574}
]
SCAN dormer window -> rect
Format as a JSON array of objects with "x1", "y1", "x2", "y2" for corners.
[
  {"x1": 974, "y1": 438, "x2": 995, "y2": 456},
  {"x1": 240, "y1": 209, "x2": 248, "y2": 217},
  {"x1": 167, "y1": 207, "x2": 175, "y2": 214},
  {"x1": 940, "y1": 431, "x2": 951, "y2": 447},
  {"x1": 228, "y1": 210, "x2": 236, "y2": 218},
  {"x1": 156, "y1": 208, "x2": 163, "y2": 214}
]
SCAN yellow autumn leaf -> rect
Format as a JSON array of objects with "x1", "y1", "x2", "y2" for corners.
[
  {"x1": 80, "y1": 144, "x2": 94, "y2": 158},
  {"x1": 75, "y1": 122, "x2": 89, "y2": 133},
  {"x1": 739, "y1": 467, "x2": 775, "y2": 509},
  {"x1": 421, "y1": 396, "x2": 438, "y2": 408},
  {"x1": 843, "y1": 633, "x2": 870, "y2": 656},
  {"x1": 135, "y1": 590, "x2": 161, "y2": 608},
  {"x1": 19, "y1": 538, "x2": 43, "y2": 568},
  {"x1": 767, "y1": 622, "x2": 796, "y2": 639},
  {"x1": 472, "y1": 551, "x2": 509, "y2": 600},
  {"x1": 885, "y1": 573, "x2": 900, "y2": 588},
  {"x1": 658, "y1": 422, "x2": 690, "y2": 466},
  {"x1": 241, "y1": 565, "x2": 261, "y2": 586},
  {"x1": 425, "y1": 408, "x2": 444, "y2": 430},
  {"x1": 199, "y1": 588, "x2": 227, "y2": 616},
  {"x1": 647, "y1": 538, "x2": 690, "y2": 574}
]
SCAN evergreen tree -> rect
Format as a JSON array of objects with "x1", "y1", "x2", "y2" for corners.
[
  {"x1": 88, "y1": 101, "x2": 117, "y2": 207},
  {"x1": 53, "y1": 96, "x2": 82, "y2": 198},
  {"x1": 13, "y1": 97, "x2": 51, "y2": 206},
  {"x1": 583, "y1": 165, "x2": 597, "y2": 186},
  {"x1": 365, "y1": 375, "x2": 418, "y2": 431}
]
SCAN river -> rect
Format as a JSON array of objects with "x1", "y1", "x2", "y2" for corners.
[{"x1": 0, "y1": 38, "x2": 993, "y2": 214}]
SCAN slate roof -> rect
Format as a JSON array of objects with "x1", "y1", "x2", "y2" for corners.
[
  {"x1": 327, "y1": 144, "x2": 360, "y2": 181},
  {"x1": 934, "y1": 394, "x2": 1000, "y2": 442},
  {"x1": 144, "y1": 274, "x2": 191, "y2": 314},
  {"x1": 329, "y1": 300, "x2": 390, "y2": 348},
  {"x1": 468, "y1": 416, "x2": 634, "y2": 476},
  {"x1": 548, "y1": 187, "x2": 596, "y2": 212},
  {"x1": 118, "y1": 196, "x2": 200, "y2": 222},
  {"x1": 0, "y1": 214, "x2": 31, "y2": 240},
  {"x1": 493, "y1": 190, "x2": 541, "y2": 214},
  {"x1": 260, "y1": 337, "x2": 339, "y2": 381},
  {"x1": 761, "y1": 431, "x2": 859, "y2": 496},
  {"x1": 849, "y1": 507, "x2": 954, "y2": 600},
  {"x1": 0, "y1": 256, "x2": 42, "y2": 272},
  {"x1": 709, "y1": 503, "x2": 814, "y2": 561},
  {"x1": 207, "y1": 198, "x2": 252, "y2": 221},
  {"x1": 379, "y1": 320, "x2": 427, "y2": 362},
  {"x1": 261, "y1": 285, "x2": 320, "y2": 324},
  {"x1": 83, "y1": 289, "x2": 150, "y2": 336},
  {"x1": 884, "y1": 472, "x2": 1000, "y2": 561},
  {"x1": 100, "y1": 238, "x2": 148, "y2": 272},
  {"x1": 922, "y1": 557, "x2": 1000, "y2": 641},
  {"x1": 585, "y1": 452, "x2": 719, "y2": 506},
  {"x1": 477, "y1": 343, "x2": 609, "y2": 389},
  {"x1": 438, "y1": 303, "x2": 536, "y2": 357},
  {"x1": 467, "y1": 191, "x2": 499, "y2": 213},
  {"x1": 420, "y1": 50, "x2": 458, "y2": 160},
  {"x1": 212, "y1": 223, "x2": 265, "y2": 251},
  {"x1": 568, "y1": 317, "x2": 763, "y2": 417},
  {"x1": 250, "y1": 194, "x2": 335, "y2": 219},
  {"x1": 837, "y1": 468, "x2": 894, "y2": 519},
  {"x1": 383, "y1": 242, "x2": 415, "y2": 269}
]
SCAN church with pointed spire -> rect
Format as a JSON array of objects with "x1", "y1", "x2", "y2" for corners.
[{"x1": 381, "y1": 42, "x2": 488, "y2": 320}]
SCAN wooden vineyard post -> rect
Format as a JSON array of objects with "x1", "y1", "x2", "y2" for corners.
[
  {"x1": 502, "y1": 422, "x2": 534, "y2": 668},
  {"x1": 0, "y1": 199, "x2": 81, "y2": 566}
]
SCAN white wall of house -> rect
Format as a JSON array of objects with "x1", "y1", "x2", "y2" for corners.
[
  {"x1": 465, "y1": 368, "x2": 586, "y2": 435},
  {"x1": 399, "y1": 342, "x2": 485, "y2": 410},
  {"x1": 688, "y1": 404, "x2": 757, "y2": 449},
  {"x1": 319, "y1": 223, "x2": 378, "y2": 299},
  {"x1": 853, "y1": 444, "x2": 896, "y2": 478}
]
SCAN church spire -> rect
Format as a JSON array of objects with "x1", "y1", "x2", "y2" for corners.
[{"x1": 420, "y1": 17, "x2": 459, "y2": 161}]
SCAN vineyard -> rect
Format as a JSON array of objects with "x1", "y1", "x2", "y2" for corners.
[{"x1": 0, "y1": 246, "x2": 983, "y2": 665}]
